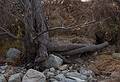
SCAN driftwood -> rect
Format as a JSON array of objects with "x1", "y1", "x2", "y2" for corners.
[{"x1": 48, "y1": 42, "x2": 109, "y2": 56}]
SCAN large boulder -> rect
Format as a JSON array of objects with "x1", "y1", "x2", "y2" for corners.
[
  {"x1": 22, "y1": 69, "x2": 46, "y2": 82},
  {"x1": 44, "y1": 54, "x2": 63, "y2": 68},
  {"x1": 6, "y1": 48, "x2": 21, "y2": 65},
  {"x1": 8, "y1": 73, "x2": 23, "y2": 82}
]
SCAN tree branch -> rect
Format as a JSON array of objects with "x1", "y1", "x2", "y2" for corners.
[
  {"x1": 0, "y1": 27, "x2": 17, "y2": 39},
  {"x1": 33, "y1": 27, "x2": 71, "y2": 41}
]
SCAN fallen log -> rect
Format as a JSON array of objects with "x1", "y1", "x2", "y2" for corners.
[
  {"x1": 47, "y1": 42, "x2": 108, "y2": 64},
  {"x1": 48, "y1": 42, "x2": 89, "y2": 52},
  {"x1": 61, "y1": 42, "x2": 109, "y2": 56}
]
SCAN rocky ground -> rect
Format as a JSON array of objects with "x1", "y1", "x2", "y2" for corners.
[{"x1": 1, "y1": 36, "x2": 120, "y2": 82}]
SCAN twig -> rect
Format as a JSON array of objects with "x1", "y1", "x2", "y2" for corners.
[
  {"x1": 0, "y1": 27, "x2": 17, "y2": 39},
  {"x1": 33, "y1": 27, "x2": 71, "y2": 40}
]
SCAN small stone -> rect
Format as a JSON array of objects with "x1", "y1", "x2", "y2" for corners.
[
  {"x1": 112, "y1": 53, "x2": 120, "y2": 59},
  {"x1": 65, "y1": 78, "x2": 76, "y2": 82},
  {"x1": 8, "y1": 73, "x2": 23, "y2": 82},
  {"x1": 0, "y1": 65, "x2": 8, "y2": 70},
  {"x1": 43, "y1": 69, "x2": 49, "y2": 74},
  {"x1": 67, "y1": 76, "x2": 87, "y2": 82},
  {"x1": 0, "y1": 69, "x2": 2, "y2": 73},
  {"x1": 61, "y1": 70, "x2": 69, "y2": 74},
  {"x1": 22, "y1": 69, "x2": 46, "y2": 82},
  {"x1": 46, "y1": 72, "x2": 55, "y2": 78},
  {"x1": 44, "y1": 54, "x2": 63, "y2": 68},
  {"x1": 65, "y1": 72, "x2": 88, "y2": 80},
  {"x1": 55, "y1": 70, "x2": 61, "y2": 75},
  {"x1": 50, "y1": 68, "x2": 55, "y2": 72},
  {"x1": 0, "y1": 75, "x2": 7, "y2": 82},
  {"x1": 6, "y1": 48, "x2": 21, "y2": 65},
  {"x1": 1, "y1": 70, "x2": 5, "y2": 74},
  {"x1": 55, "y1": 74, "x2": 66, "y2": 81},
  {"x1": 59, "y1": 65, "x2": 68, "y2": 71},
  {"x1": 79, "y1": 67, "x2": 94, "y2": 79},
  {"x1": 4, "y1": 68, "x2": 15, "y2": 79},
  {"x1": 49, "y1": 79, "x2": 59, "y2": 82},
  {"x1": 55, "y1": 74, "x2": 76, "y2": 82}
]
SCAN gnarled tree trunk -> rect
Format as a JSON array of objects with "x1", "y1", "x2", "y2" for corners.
[{"x1": 23, "y1": 0, "x2": 49, "y2": 63}]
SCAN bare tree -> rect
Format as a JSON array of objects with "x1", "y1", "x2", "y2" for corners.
[{"x1": 22, "y1": 0, "x2": 49, "y2": 64}]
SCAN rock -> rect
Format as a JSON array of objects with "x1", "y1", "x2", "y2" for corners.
[
  {"x1": 61, "y1": 70, "x2": 69, "y2": 74},
  {"x1": 55, "y1": 74, "x2": 66, "y2": 81},
  {"x1": 4, "y1": 68, "x2": 15, "y2": 79},
  {"x1": 43, "y1": 69, "x2": 49, "y2": 74},
  {"x1": 58, "y1": 65, "x2": 68, "y2": 71},
  {"x1": 6, "y1": 48, "x2": 21, "y2": 65},
  {"x1": 65, "y1": 72, "x2": 88, "y2": 80},
  {"x1": 67, "y1": 76, "x2": 87, "y2": 82},
  {"x1": 0, "y1": 64, "x2": 8, "y2": 70},
  {"x1": 64, "y1": 78, "x2": 77, "y2": 82},
  {"x1": 1, "y1": 70, "x2": 5, "y2": 74},
  {"x1": 46, "y1": 72, "x2": 55, "y2": 78},
  {"x1": 22, "y1": 69, "x2": 46, "y2": 82},
  {"x1": 112, "y1": 53, "x2": 120, "y2": 59},
  {"x1": 79, "y1": 67, "x2": 94, "y2": 79},
  {"x1": 44, "y1": 54, "x2": 63, "y2": 68},
  {"x1": 0, "y1": 75, "x2": 7, "y2": 82},
  {"x1": 8, "y1": 73, "x2": 23, "y2": 82},
  {"x1": 55, "y1": 74, "x2": 76, "y2": 82},
  {"x1": 49, "y1": 78, "x2": 58, "y2": 82},
  {"x1": 55, "y1": 70, "x2": 61, "y2": 75},
  {"x1": 50, "y1": 68, "x2": 56, "y2": 72}
]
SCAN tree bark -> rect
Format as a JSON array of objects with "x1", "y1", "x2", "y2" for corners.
[
  {"x1": 23, "y1": 0, "x2": 35, "y2": 63},
  {"x1": 61, "y1": 42, "x2": 109, "y2": 56},
  {"x1": 32, "y1": 0, "x2": 49, "y2": 63},
  {"x1": 23, "y1": 0, "x2": 49, "y2": 63},
  {"x1": 48, "y1": 42, "x2": 89, "y2": 52}
]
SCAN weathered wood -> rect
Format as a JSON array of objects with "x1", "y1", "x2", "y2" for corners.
[
  {"x1": 31, "y1": 0, "x2": 49, "y2": 63},
  {"x1": 23, "y1": 0, "x2": 49, "y2": 63},
  {"x1": 61, "y1": 42, "x2": 109, "y2": 56},
  {"x1": 22, "y1": 0, "x2": 35, "y2": 63},
  {"x1": 48, "y1": 42, "x2": 89, "y2": 52}
]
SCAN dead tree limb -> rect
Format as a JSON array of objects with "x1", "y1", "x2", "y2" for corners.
[
  {"x1": 48, "y1": 42, "x2": 89, "y2": 52},
  {"x1": 61, "y1": 42, "x2": 109, "y2": 56},
  {"x1": 33, "y1": 27, "x2": 70, "y2": 41},
  {"x1": 0, "y1": 27, "x2": 17, "y2": 39}
]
